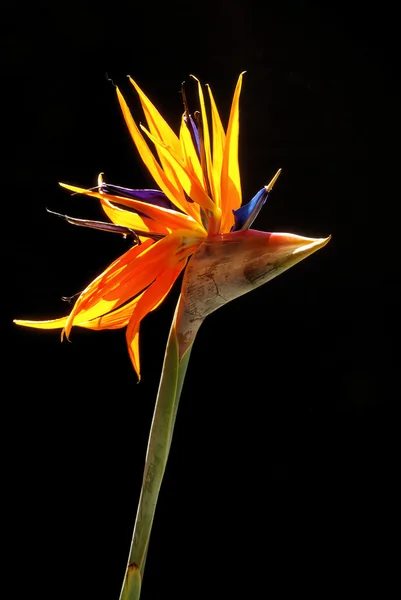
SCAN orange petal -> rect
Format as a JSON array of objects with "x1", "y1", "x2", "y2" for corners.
[
  {"x1": 14, "y1": 290, "x2": 147, "y2": 332},
  {"x1": 190, "y1": 75, "x2": 215, "y2": 200},
  {"x1": 221, "y1": 72, "x2": 245, "y2": 232},
  {"x1": 62, "y1": 238, "x2": 154, "y2": 338},
  {"x1": 63, "y1": 229, "x2": 201, "y2": 339},
  {"x1": 129, "y1": 78, "x2": 182, "y2": 157},
  {"x1": 14, "y1": 316, "x2": 70, "y2": 330},
  {"x1": 126, "y1": 260, "x2": 186, "y2": 380},
  {"x1": 14, "y1": 270, "x2": 155, "y2": 331},
  {"x1": 206, "y1": 83, "x2": 226, "y2": 209},
  {"x1": 79, "y1": 291, "x2": 146, "y2": 330},
  {"x1": 116, "y1": 87, "x2": 194, "y2": 217},
  {"x1": 179, "y1": 115, "x2": 204, "y2": 187},
  {"x1": 59, "y1": 183, "x2": 203, "y2": 234},
  {"x1": 128, "y1": 77, "x2": 191, "y2": 206},
  {"x1": 98, "y1": 196, "x2": 170, "y2": 236},
  {"x1": 140, "y1": 124, "x2": 217, "y2": 215}
]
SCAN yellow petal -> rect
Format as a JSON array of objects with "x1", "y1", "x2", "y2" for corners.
[
  {"x1": 62, "y1": 238, "x2": 155, "y2": 338},
  {"x1": 116, "y1": 87, "x2": 198, "y2": 219},
  {"x1": 221, "y1": 72, "x2": 245, "y2": 232},
  {"x1": 126, "y1": 260, "x2": 186, "y2": 380},
  {"x1": 129, "y1": 78, "x2": 182, "y2": 157},
  {"x1": 79, "y1": 292, "x2": 145, "y2": 330},
  {"x1": 190, "y1": 75, "x2": 214, "y2": 199},
  {"x1": 14, "y1": 316, "x2": 69, "y2": 330},
  {"x1": 129, "y1": 77, "x2": 188, "y2": 198},
  {"x1": 59, "y1": 183, "x2": 204, "y2": 234},
  {"x1": 14, "y1": 283, "x2": 162, "y2": 333},
  {"x1": 14, "y1": 288, "x2": 152, "y2": 331},
  {"x1": 13, "y1": 292, "x2": 143, "y2": 331},
  {"x1": 130, "y1": 78, "x2": 196, "y2": 221},
  {"x1": 206, "y1": 84, "x2": 226, "y2": 208},
  {"x1": 99, "y1": 196, "x2": 170, "y2": 236},
  {"x1": 179, "y1": 115, "x2": 203, "y2": 187},
  {"x1": 63, "y1": 229, "x2": 200, "y2": 339},
  {"x1": 140, "y1": 124, "x2": 218, "y2": 215}
]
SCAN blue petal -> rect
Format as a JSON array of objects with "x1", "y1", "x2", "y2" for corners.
[
  {"x1": 185, "y1": 114, "x2": 201, "y2": 157},
  {"x1": 232, "y1": 187, "x2": 269, "y2": 231},
  {"x1": 100, "y1": 183, "x2": 179, "y2": 211}
]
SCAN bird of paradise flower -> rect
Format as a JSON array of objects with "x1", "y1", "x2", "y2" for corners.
[{"x1": 15, "y1": 72, "x2": 330, "y2": 599}]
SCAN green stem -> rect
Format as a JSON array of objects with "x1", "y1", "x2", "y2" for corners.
[{"x1": 119, "y1": 297, "x2": 199, "y2": 600}]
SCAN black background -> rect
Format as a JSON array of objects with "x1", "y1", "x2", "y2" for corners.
[{"x1": 4, "y1": 1, "x2": 399, "y2": 598}]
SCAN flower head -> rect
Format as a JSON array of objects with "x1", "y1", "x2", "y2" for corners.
[{"x1": 14, "y1": 74, "x2": 330, "y2": 379}]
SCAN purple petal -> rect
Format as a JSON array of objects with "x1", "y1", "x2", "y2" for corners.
[
  {"x1": 100, "y1": 182, "x2": 180, "y2": 211},
  {"x1": 46, "y1": 209, "x2": 165, "y2": 241},
  {"x1": 232, "y1": 187, "x2": 269, "y2": 231},
  {"x1": 184, "y1": 114, "x2": 201, "y2": 157}
]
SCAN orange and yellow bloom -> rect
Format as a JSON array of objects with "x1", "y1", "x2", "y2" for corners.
[
  {"x1": 14, "y1": 73, "x2": 331, "y2": 600},
  {"x1": 14, "y1": 73, "x2": 329, "y2": 380}
]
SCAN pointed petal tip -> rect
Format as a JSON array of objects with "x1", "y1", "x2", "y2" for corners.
[
  {"x1": 288, "y1": 234, "x2": 331, "y2": 264},
  {"x1": 265, "y1": 231, "x2": 331, "y2": 265},
  {"x1": 191, "y1": 72, "x2": 245, "y2": 83},
  {"x1": 13, "y1": 318, "x2": 51, "y2": 328},
  {"x1": 116, "y1": 86, "x2": 125, "y2": 102},
  {"x1": 292, "y1": 234, "x2": 331, "y2": 255},
  {"x1": 59, "y1": 182, "x2": 81, "y2": 195},
  {"x1": 265, "y1": 168, "x2": 282, "y2": 192},
  {"x1": 128, "y1": 76, "x2": 140, "y2": 91}
]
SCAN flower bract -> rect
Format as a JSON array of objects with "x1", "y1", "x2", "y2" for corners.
[{"x1": 14, "y1": 73, "x2": 330, "y2": 379}]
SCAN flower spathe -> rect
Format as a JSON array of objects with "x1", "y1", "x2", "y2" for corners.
[{"x1": 14, "y1": 73, "x2": 330, "y2": 379}]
